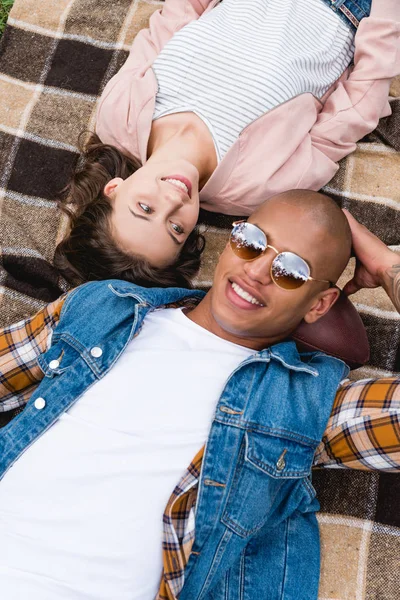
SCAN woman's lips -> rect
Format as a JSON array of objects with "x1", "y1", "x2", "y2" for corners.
[{"x1": 163, "y1": 175, "x2": 192, "y2": 198}]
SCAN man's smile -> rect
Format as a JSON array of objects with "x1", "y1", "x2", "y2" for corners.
[{"x1": 226, "y1": 279, "x2": 266, "y2": 311}]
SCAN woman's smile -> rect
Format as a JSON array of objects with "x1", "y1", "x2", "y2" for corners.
[{"x1": 161, "y1": 175, "x2": 192, "y2": 198}]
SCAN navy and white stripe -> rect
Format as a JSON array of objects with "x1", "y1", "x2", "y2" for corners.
[{"x1": 152, "y1": 0, "x2": 355, "y2": 161}]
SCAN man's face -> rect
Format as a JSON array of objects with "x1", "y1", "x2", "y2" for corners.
[{"x1": 208, "y1": 200, "x2": 337, "y2": 348}]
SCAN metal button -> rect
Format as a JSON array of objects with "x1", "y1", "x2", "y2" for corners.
[
  {"x1": 276, "y1": 449, "x2": 287, "y2": 471},
  {"x1": 34, "y1": 397, "x2": 46, "y2": 410},
  {"x1": 90, "y1": 347, "x2": 103, "y2": 358},
  {"x1": 49, "y1": 359, "x2": 60, "y2": 370}
]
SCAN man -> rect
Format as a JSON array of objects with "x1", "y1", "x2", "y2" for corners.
[{"x1": 0, "y1": 191, "x2": 398, "y2": 600}]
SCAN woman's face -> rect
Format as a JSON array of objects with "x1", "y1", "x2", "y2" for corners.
[{"x1": 107, "y1": 159, "x2": 200, "y2": 267}]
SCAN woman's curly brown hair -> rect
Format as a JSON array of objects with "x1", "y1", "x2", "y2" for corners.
[{"x1": 54, "y1": 133, "x2": 205, "y2": 289}]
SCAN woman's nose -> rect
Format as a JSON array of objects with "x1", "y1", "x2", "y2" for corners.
[
  {"x1": 161, "y1": 182, "x2": 186, "y2": 207},
  {"x1": 243, "y1": 252, "x2": 274, "y2": 285},
  {"x1": 166, "y1": 188, "x2": 183, "y2": 201}
]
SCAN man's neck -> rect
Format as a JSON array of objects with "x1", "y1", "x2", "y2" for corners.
[
  {"x1": 147, "y1": 113, "x2": 217, "y2": 189},
  {"x1": 185, "y1": 294, "x2": 290, "y2": 352}
]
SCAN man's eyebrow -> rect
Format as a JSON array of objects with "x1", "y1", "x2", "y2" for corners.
[{"x1": 129, "y1": 208, "x2": 183, "y2": 246}]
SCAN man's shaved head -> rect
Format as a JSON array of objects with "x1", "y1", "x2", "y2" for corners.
[
  {"x1": 251, "y1": 189, "x2": 352, "y2": 283},
  {"x1": 191, "y1": 189, "x2": 352, "y2": 350}
]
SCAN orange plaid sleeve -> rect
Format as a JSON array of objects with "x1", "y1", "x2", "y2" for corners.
[
  {"x1": 314, "y1": 378, "x2": 400, "y2": 471},
  {"x1": 157, "y1": 447, "x2": 204, "y2": 600},
  {"x1": 0, "y1": 295, "x2": 67, "y2": 412}
]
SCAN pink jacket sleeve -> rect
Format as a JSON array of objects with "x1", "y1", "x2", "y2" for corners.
[
  {"x1": 297, "y1": 0, "x2": 400, "y2": 189},
  {"x1": 119, "y1": 0, "x2": 219, "y2": 72}
]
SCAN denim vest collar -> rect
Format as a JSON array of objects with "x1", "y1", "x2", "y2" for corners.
[
  {"x1": 57, "y1": 280, "x2": 330, "y2": 378},
  {"x1": 106, "y1": 280, "x2": 205, "y2": 307},
  {"x1": 259, "y1": 342, "x2": 320, "y2": 376}
]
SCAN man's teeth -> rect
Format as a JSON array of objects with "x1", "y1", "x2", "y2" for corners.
[
  {"x1": 231, "y1": 282, "x2": 263, "y2": 306},
  {"x1": 164, "y1": 178, "x2": 189, "y2": 194}
]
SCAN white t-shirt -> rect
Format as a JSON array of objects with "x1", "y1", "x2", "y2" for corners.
[
  {"x1": 152, "y1": 0, "x2": 355, "y2": 161},
  {"x1": 0, "y1": 308, "x2": 254, "y2": 600}
]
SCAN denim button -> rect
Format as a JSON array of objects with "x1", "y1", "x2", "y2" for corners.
[
  {"x1": 276, "y1": 449, "x2": 287, "y2": 471},
  {"x1": 276, "y1": 458, "x2": 285, "y2": 471},
  {"x1": 34, "y1": 397, "x2": 46, "y2": 410},
  {"x1": 49, "y1": 359, "x2": 60, "y2": 370},
  {"x1": 90, "y1": 347, "x2": 103, "y2": 358}
]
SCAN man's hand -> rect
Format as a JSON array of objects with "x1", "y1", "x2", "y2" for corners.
[{"x1": 343, "y1": 209, "x2": 400, "y2": 314}]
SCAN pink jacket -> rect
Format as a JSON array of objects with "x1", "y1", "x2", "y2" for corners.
[{"x1": 96, "y1": 0, "x2": 400, "y2": 216}]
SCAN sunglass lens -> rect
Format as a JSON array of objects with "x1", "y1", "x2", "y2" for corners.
[
  {"x1": 230, "y1": 222, "x2": 266, "y2": 260},
  {"x1": 271, "y1": 252, "x2": 310, "y2": 290}
]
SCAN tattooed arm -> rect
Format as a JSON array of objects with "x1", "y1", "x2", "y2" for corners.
[
  {"x1": 381, "y1": 265, "x2": 400, "y2": 313},
  {"x1": 342, "y1": 209, "x2": 400, "y2": 313}
]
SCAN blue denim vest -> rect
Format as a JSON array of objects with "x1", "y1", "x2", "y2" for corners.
[
  {"x1": 322, "y1": 0, "x2": 372, "y2": 31},
  {"x1": 0, "y1": 280, "x2": 348, "y2": 599}
]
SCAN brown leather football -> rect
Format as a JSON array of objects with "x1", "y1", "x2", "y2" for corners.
[{"x1": 292, "y1": 291, "x2": 370, "y2": 370}]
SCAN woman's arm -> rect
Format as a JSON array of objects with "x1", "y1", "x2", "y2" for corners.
[
  {"x1": 162, "y1": 0, "x2": 219, "y2": 20},
  {"x1": 0, "y1": 296, "x2": 66, "y2": 415},
  {"x1": 297, "y1": 0, "x2": 400, "y2": 188},
  {"x1": 120, "y1": 0, "x2": 219, "y2": 71}
]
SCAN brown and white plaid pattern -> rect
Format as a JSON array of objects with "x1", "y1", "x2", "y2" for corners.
[{"x1": 0, "y1": 1, "x2": 399, "y2": 597}]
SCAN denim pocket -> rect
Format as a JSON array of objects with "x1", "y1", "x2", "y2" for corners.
[
  {"x1": 221, "y1": 431, "x2": 316, "y2": 537},
  {"x1": 246, "y1": 430, "x2": 316, "y2": 479}
]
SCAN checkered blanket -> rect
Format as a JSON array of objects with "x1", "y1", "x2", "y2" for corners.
[{"x1": 0, "y1": 1, "x2": 399, "y2": 597}]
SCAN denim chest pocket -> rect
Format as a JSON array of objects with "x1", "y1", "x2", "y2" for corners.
[
  {"x1": 221, "y1": 431, "x2": 316, "y2": 538},
  {"x1": 37, "y1": 336, "x2": 83, "y2": 378}
]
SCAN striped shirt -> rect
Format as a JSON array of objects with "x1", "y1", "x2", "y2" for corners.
[
  {"x1": 1, "y1": 296, "x2": 399, "y2": 599},
  {"x1": 152, "y1": 0, "x2": 355, "y2": 161}
]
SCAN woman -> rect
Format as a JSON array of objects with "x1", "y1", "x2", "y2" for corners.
[{"x1": 55, "y1": 0, "x2": 399, "y2": 287}]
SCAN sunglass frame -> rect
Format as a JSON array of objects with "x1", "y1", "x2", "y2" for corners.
[{"x1": 230, "y1": 221, "x2": 332, "y2": 290}]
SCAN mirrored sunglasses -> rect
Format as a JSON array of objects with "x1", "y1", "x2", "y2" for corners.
[{"x1": 229, "y1": 221, "x2": 332, "y2": 291}]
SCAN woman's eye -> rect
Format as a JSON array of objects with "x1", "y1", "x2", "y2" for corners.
[
  {"x1": 139, "y1": 203, "x2": 152, "y2": 214},
  {"x1": 171, "y1": 223, "x2": 184, "y2": 235}
]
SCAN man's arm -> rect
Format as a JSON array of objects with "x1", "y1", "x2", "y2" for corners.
[
  {"x1": 297, "y1": 0, "x2": 400, "y2": 189},
  {"x1": 342, "y1": 209, "x2": 400, "y2": 313},
  {"x1": 314, "y1": 377, "x2": 400, "y2": 471},
  {"x1": 0, "y1": 295, "x2": 66, "y2": 415},
  {"x1": 314, "y1": 211, "x2": 400, "y2": 471},
  {"x1": 383, "y1": 265, "x2": 400, "y2": 313}
]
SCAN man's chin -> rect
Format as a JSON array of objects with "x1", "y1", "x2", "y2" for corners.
[{"x1": 213, "y1": 308, "x2": 301, "y2": 349}]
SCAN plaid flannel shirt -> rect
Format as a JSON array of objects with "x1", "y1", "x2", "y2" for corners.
[{"x1": 1, "y1": 297, "x2": 399, "y2": 600}]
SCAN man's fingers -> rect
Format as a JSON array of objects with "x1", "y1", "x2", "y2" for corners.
[
  {"x1": 342, "y1": 209, "x2": 386, "y2": 264},
  {"x1": 342, "y1": 210, "x2": 369, "y2": 257},
  {"x1": 343, "y1": 279, "x2": 360, "y2": 296}
]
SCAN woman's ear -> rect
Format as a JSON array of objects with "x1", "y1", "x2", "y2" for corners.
[
  {"x1": 303, "y1": 286, "x2": 340, "y2": 324},
  {"x1": 104, "y1": 177, "x2": 124, "y2": 197}
]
